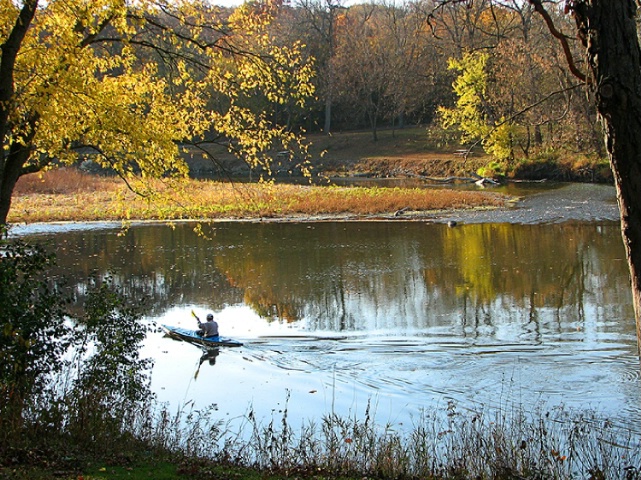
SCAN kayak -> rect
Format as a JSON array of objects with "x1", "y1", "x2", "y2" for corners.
[{"x1": 161, "y1": 324, "x2": 243, "y2": 348}]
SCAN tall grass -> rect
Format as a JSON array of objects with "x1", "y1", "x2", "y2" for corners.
[
  {"x1": 5, "y1": 379, "x2": 639, "y2": 479},
  {"x1": 13, "y1": 168, "x2": 120, "y2": 195},
  {"x1": 9, "y1": 169, "x2": 509, "y2": 223},
  {"x1": 137, "y1": 397, "x2": 640, "y2": 479}
]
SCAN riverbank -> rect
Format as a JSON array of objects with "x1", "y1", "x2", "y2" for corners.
[
  {"x1": 8, "y1": 171, "x2": 618, "y2": 228},
  {"x1": 6, "y1": 126, "x2": 615, "y2": 226},
  {"x1": 8, "y1": 168, "x2": 512, "y2": 224},
  {"x1": 186, "y1": 127, "x2": 613, "y2": 183}
]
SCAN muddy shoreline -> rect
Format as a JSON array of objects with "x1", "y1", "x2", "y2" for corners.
[
  {"x1": 428, "y1": 182, "x2": 620, "y2": 225},
  {"x1": 239, "y1": 182, "x2": 620, "y2": 226}
]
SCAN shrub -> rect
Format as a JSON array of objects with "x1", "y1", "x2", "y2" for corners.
[
  {"x1": 477, "y1": 160, "x2": 506, "y2": 179},
  {"x1": 0, "y1": 231, "x2": 154, "y2": 466},
  {"x1": 0, "y1": 234, "x2": 72, "y2": 450}
]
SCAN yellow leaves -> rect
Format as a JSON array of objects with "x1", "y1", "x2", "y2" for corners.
[
  {"x1": 229, "y1": 1, "x2": 277, "y2": 34},
  {"x1": 210, "y1": 29, "x2": 314, "y2": 111},
  {"x1": 447, "y1": 51, "x2": 489, "y2": 103},
  {"x1": 485, "y1": 121, "x2": 516, "y2": 161},
  {"x1": 179, "y1": 5, "x2": 315, "y2": 175},
  {"x1": 439, "y1": 51, "x2": 515, "y2": 161},
  {"x1": 217, "y1": 0, "x2": 315, "y2": 109},
  {"x1": 0, "y1": 0, "x2": 19, "y2": 42},
  {"x1": 3, "y1": 0, "x2": 314, "y2": 218}
]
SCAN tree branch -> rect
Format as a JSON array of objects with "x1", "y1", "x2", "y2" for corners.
[
  {"x1": 528, "y1": 0, "x2": 587, "y2": 82},
  {"x1": 0, "y1": 0, "x2": 39, "y2": 170}
]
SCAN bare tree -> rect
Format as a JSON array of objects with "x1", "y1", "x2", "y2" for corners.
[{"x1": 295, "y1": 0, "x2": 349, "y2": 134}]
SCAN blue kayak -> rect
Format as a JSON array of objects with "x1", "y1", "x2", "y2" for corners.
[{"x1": 161, "y1": 324, "x2": 243, "y2": 348}]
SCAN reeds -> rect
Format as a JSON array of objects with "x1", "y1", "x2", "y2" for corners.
[
  {"x1": 3, "y1": 376, "x2": 639, "y2": 479},
  {"x1": 140, "y1": 397, "x2": 640, "y2": 479},
  {"x1": 12, "y1": 168, "x2": 120, "y2": 195}
]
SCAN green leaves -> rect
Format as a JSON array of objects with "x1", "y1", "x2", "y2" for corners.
[
  {"x1": 0, "y1": 233, "x2": 153, "y2": 452},
  {"x1": 0, "y1": 238, "x2": 71, "y2": 387}
]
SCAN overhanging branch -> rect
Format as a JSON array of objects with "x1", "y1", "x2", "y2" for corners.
[{"x1": 528, "y1": 0, "x2": 587, "y2": 82}]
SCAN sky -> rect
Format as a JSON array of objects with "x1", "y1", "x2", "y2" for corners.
[
  {"x1": 212, "y1": 0, "x2": 244, "y2": 7},
  {"x1": 209, "y1": 0, "x2": 360, "y2": 9}
]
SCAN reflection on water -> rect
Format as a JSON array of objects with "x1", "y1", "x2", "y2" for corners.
[{"x1": 19, "y1": 218, "x2": 641, "y2": 432}]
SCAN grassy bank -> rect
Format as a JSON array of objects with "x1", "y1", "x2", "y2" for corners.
[
  {"x1": 8, "y1": 168, "x2": 510, "y2": 224},
  {"x1": 7, "y1": 126, "x2": 614, "y2": 225},
  {"x1": 3, "y1": 398, "x2": 640, "y2": 480}
]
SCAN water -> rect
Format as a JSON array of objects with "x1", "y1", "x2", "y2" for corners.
[{"x1": 12, "y1": 184, "x2": 640, "y2": 435}]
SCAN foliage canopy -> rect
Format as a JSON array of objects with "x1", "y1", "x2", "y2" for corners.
[{"x1": 0, "y1": 0, "x2": 315, "y2": 223}]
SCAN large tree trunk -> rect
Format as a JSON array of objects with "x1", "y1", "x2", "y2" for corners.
[
  {"x1": 0, "y1": 1, "x2": 39, "y2": 226},
  {"x1": 0, "y1": 144, "x2": 31, "y2": 225},
  {"x1": 573, "y1": 0, "x2": 641, "y2": 357}
]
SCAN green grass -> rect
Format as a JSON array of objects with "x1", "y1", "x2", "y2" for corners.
[
  {"x1": 0, "y1": 463, "x2": 180, "y2": 480},
  {"x1": 83, "y1": 462, "x2": 179, "y2": 479}
]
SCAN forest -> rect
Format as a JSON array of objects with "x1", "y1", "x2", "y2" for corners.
[{"x1": 225, "y1": 0, "x2": 603, "y2": 161}]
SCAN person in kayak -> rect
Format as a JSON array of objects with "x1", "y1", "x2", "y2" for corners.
[{"x1": 197, "y1": 313, "x2": 219, "y2": 337}]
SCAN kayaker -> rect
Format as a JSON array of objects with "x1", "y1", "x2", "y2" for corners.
[{"x1": 197, "y1": 313, "x2": 219, "y2": 337}]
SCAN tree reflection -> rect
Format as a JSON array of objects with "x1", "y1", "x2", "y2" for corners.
[{"x1": 31, "y1": 220, "x2": 635, "y2": 339}]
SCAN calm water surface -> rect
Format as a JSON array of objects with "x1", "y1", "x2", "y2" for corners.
[{"x1": 14, "y1": 184, "x2": 641, "y2": 433}]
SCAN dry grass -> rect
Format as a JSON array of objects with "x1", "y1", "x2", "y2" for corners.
[
  {"x1": 8, "y1": 168, "x2": 509, "y2": 223},
  {"x1": 267, "y1": 185, "x2": 500, "y2": 215},
  {"x1": 13, "y1": 168, "x2": 121, "y2": 195}
]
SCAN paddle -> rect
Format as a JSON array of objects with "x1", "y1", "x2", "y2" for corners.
[
  {"x1": 191, "y1": 310, "x2": 205, "y2": 339},
  {"x1": 191, "y1": 309, "x2": 201, "y2": 325}
]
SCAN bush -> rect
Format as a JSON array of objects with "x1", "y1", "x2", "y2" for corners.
[
  {"x1": 510, "y1": 152, "x2": 613, "y2": 183},
  {"x1": 477, "y1": 160, "x2": 506, "y2": 179},
  {"x1": 0, "y1": 231, "x2": 154, "y2": 467},
  {"x1": 0, "y1": 234, "x2": 72, "y2": 450}
]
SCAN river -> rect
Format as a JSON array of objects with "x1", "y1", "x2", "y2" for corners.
[{"x1": 10, "y1": 182, "x2": 641, "y2": 436}]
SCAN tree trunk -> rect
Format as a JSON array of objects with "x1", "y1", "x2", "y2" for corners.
[
  {"x1": 324, "y1": 94, "x2": 332, "y2": 134},
  {"x1": 0, "y1": 1, "x2": 38, "y2": 141},
  {"x1": 0, "y1": 143, "x2": 31, "y2": 225},
  {"x1": 573, "y1": 0, "x2": 641, "y2": 357},
  {"x1": 534, "y1": 124, "x2": 542, "y2": 146},
  {"x1": 0, "y1": 1, "x2": 39, "y2": 226}
]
